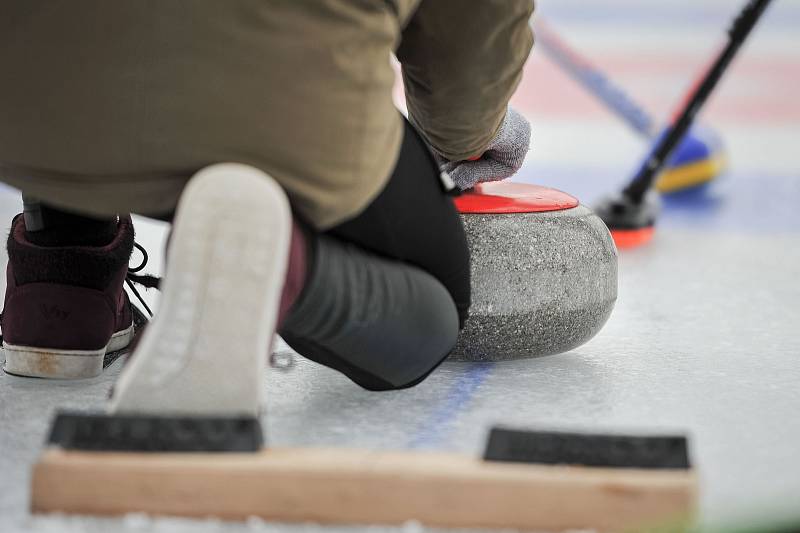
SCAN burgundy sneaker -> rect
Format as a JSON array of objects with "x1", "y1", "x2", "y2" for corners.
[{"x1": 1, "y1": 214, "x2": 136, "y2": 378}]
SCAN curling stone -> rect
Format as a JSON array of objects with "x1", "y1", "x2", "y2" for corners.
[{"x1": 450, "y1": 182, "x2": 617, "y2": 361}]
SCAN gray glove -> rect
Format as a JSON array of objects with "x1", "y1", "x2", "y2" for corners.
[{"x1": 438, "y1": 107, "x2": 531, "y2": 191}]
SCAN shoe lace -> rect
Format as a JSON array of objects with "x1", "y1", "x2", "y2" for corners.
[{"x1": 125, "y1": 242, "x2": 161, "y2": 318}]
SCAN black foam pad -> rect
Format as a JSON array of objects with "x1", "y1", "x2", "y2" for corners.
[
  {"x1": 47, "y1": 411, "x2": 263, "y2": 452},
  {"x1": 484, "y1": 427, "x2": 689, "y2": 469}
]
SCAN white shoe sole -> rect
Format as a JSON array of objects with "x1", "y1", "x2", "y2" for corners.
[
  {"x1": 2, "y1": 324, "x2": 134, "y2": 379},
  {"x1": 108, "y1": 163, "x2": 291, "y2": 417}
]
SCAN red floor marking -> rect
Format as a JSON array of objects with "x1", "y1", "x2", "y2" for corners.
[{"x1": 510, "y1": 53, "x2": 800, "y2": 123}]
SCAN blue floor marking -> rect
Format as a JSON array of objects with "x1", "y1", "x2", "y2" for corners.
[{"x1": 408, "y1": 362, "x2": 495, "y2": 449}]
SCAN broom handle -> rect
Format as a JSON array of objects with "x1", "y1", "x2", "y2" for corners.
[
  {"x1": 535, "y1": 18, "x2": 656, "y2": 138},
  {"x1": 624, "y1": 0, "x2": 773, "y2": 202}
]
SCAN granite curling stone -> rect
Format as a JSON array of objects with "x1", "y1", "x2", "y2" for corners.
[{"x1": 450, "y1": 182, "x2": 618, "y2": 361}]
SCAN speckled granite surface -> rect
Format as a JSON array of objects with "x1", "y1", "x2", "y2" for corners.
[{"x1": 451, "y1": 205, "x2": 617, "y2": 361}]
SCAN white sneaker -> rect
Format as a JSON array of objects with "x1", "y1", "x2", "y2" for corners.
[{"x1": 109, "y1": 163, "x2": 291, "y2": 416}]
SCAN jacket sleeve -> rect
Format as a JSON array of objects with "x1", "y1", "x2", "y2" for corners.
[{"x1": 395, "y1": 0, "x2": 534, "y2": 162}]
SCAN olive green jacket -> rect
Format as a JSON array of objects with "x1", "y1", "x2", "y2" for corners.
[{"x1": 0, "y1": 1, "x2": 533, "y2": 229}]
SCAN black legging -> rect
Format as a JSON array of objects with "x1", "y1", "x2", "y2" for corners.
[
  {"x1": 328, "y1": 119, "x2": 471, "y2": 326},
  {"x1": 279, "y1": 118, "x2": 472, "y2": 390}
]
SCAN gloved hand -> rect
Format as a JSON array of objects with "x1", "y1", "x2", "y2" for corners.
[{"x1": 437, "y1": 107, "x2": 531, "y2": 191}]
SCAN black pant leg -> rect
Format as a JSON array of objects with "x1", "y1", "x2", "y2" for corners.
[
  {"x1": 21, "y1": 196, "x2": 118, "y2": 247},
  {"x1": 279, "y1": 119, "x2": 471, "y2": 390},
  {"x1": 328, "y1": 119, "x2": 471, "y2": 325}
]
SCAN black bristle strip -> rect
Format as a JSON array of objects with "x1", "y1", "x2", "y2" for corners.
[
  {"x1": 47, "y1": 411, "x2": 263, "y2": 452},
  {"x1": 484, "y1": 427, "x2": 690, "y2": 469}
]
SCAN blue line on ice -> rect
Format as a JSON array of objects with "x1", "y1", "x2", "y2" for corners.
[{"x1": 408, "y1": 362, "x2": 495, "y2": 450}]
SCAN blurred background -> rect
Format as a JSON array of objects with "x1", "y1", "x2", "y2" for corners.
[{"x1": 513, "y1": 0, "x2": 799, "y2": 233}]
